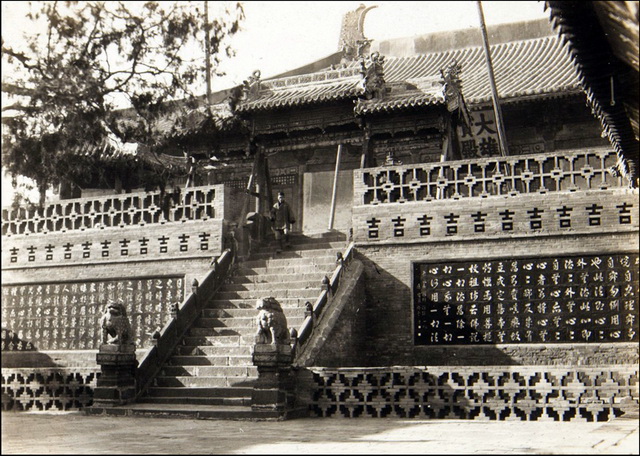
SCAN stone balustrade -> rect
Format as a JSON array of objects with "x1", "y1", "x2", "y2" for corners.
[
  {"x1": 2, "y1": 184, "x2": 223, "y2": 237},
  {"x1": 354, "y1": 149, "x2": 629, "y2": 206}
]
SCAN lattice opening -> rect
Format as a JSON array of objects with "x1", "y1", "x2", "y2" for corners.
[{"x1": 309, "y1": 368, "x2": 638, "y2": 421}]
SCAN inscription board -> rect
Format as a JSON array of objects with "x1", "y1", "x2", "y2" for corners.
[
  {"x1": 414, "y1": 253, "x2": 639, "y2": 345},
  {"x1": 2, "y1": 277, "x2": 184, "y2": 351}
]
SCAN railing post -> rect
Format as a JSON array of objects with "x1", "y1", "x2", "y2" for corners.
[
  {"x1": 304, "y1": 301, "x2": 314, "y2": 324},
  {"x1": 321, "y1": 276, "x2": 331, "y2": 296}
]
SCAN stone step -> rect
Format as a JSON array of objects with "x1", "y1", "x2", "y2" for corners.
[
  {"x1": 139, "y1": 396, "x2": 252, "y2": 407},
  {"x1": 168, "y1": 355, "x2": 253, "y2": 366},
  {"x1": 215, "y1": 288, "x2": 321, "y2": 300},
  {"x1": 263, "y1": 230, "x2": 346, "y2": 240},
  {"x1": 181, "y1": 335, "x2": 250, "y2": 346},
  {"x1": 187, "y1": 324, "x2": 304, "y2": 338},
  {"x1": 193, "y1": 316, "x2": 256, "y2": 328},
  {"x1": 160, "y1": 365, "x2": 258, "y2": 377},
  {"x1": 201, "y1": 308, "x2": 262, "y2": 318},
  {"x1": 85, "y1": 403, "x2": 299, "y2": 420},
  {"x1": 229, "y1": 272, "x2": 330, "y2": 285},
  {"x1": 242, "y1": 256, "x2": 338, "y2": 268},
  {"x1": 204, "y1": 299, "x2": 255, "y2": 309},
  {"x1": 262, "y1": 231, "x2": 347, "y2": 244},
  {"x1": 222, "y1": 279, "x2": 325, "y2": 292},
  {"x1": 205, "y1": 298, "x2": 313, "y2": 309},
  {"x1": 154, "y1": 375, "x2": 258, "y2": 388},
  {"x1": 236, "y1": 263, "x2": 337, "y2": 276},
  {"x1": 240, "y1": 255, "x2": 336, "y2": 269},
  {"x1": 253, "y1": 239, "x2": 347, "y2": 253},
  {"x1": 144, "y1": 386, "x2": 254, "y2": 398},
  {"x1": 248, "y1": 246, "x2": 345, "y2": 260},
  {"x1": 173, "y1": 345, "x2": 251, "y2": 356},
  {"x1": 192, "y1": 316, "x2": 305, "y2": 329},
  {"x1": 187, "y1": 327, "x2": 246, "y2": 337}
]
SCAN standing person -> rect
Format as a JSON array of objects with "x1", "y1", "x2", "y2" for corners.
[{"x1": 270, "y1": 192, "x2": 295, "y2": 253}]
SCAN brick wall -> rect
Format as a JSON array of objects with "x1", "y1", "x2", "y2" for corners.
[
  {"x1": 1, "y1": 185, "x2": 230, "y2": 362},
  {"x1": 349, "y1": 182, "x2": 639, "y2": 366},
  {"x1": 2, "y1": 213, "x2": 224, "y2": 354},
  {"x1": 296, "y1": 260, "x2": 367, "y2": 367},
  {"x1": 2, "y1": 220, "x2": 223, "y2": 269},
  {"x1": 356, "y1": 229, "x2": 639, "y2": 366},
  {"x1": 352, "y1": 188, "x2": 638, "y2": 244}
]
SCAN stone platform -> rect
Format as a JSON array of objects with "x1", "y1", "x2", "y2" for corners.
[{"x1": 2, "y1": 410, "x2": 638, "y2": 454}]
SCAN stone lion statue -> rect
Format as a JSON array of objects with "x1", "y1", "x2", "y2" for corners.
[
  {"x1": 255, "y1": 297, "x2": 290, "y2": 345},
  {"x1": 100, "y1": 300, "x2": 132, "y2": 345}
]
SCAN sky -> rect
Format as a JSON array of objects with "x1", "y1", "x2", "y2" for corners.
[
  {"x1": 204, "y1": 1, "x2": 550, "y2": 91},
  {"x1": 1, "y1": 1, "x2": 549, "y2": 92},
  {"x1": 0, "y1": 1, "x2": 550, "y2": 205}
]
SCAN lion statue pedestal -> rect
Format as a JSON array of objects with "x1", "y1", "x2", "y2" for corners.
[
  {"x1": 93, "y1": 343, "x2": 138, "y2": 406},
  {"x1": 251, "y1": 297, "x2": 300, "y2": 418},
  {"x1": 92, "y1": 301, "x2": 138, "y2": 406}
]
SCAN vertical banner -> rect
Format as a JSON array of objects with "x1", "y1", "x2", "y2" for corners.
[{"x1": 457, "y1": 107, "x2": 501, "y2": 158}]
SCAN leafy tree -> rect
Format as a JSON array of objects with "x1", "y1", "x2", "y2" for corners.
[{"x1": 2, "y1": 1, "x2": 244, "y2": 205}]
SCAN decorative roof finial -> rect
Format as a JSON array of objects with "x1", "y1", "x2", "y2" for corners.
[
  {"x1": 241, "y1": 70, "x2": 261, "y2": 101},
  {"x1": 338, "y1": 4, "x2": 378, "y2": 61},
  {"x1": 440, "y1": 61, "x2": 472, "y2": 130},
  {"x1": 359, "y1": 51, "x2": 385, "y2": 100}
]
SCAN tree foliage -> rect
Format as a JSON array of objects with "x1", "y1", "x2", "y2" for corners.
[{"x1": 2, "y1": 1, "x2": 244, "y2": 204}]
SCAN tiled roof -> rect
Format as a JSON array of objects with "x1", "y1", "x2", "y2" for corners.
[
  {"x1": 383, "y1": 35, "x2": 581, "y2": 104},
  {"x1": 237, "y1": 35, "x2": 581, "y2": 113},
  {"x1": 546, "y1": 1, "x2": 638, "y2": 180},
  {"x1": 236, "y1": 68, "x2": 363, "y2": 112},
  {"x1": 151, "y1": 104, "x2": 238, "y2": 138},
  {"x1": 354, "y1": 78, "x2": 444, "y2": 115},
  {"x1": 70, "y1": 138, "x2": 189, "y2": 172}
]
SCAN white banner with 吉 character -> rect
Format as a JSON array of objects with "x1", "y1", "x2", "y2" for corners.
[{"x1": 456, "y1": 106, "x2": 501, "y2": 158}]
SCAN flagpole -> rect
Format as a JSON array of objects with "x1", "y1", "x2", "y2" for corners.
[
  {"x1": 328, "y1": 144, "x2": 342, "y2": 231},
  {"x1": 476, "y1": 1, "x2": 509, "y2": 157},
  {"x1": 204, "y1": 1, "x2": 212, "y2": 105}
]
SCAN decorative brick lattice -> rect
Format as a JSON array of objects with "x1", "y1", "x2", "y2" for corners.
[
  {"x1": 2, "y1": 185, "x2": 220, "y2": 236},
  {"x1": 356, "y1": 150, "x2": 626, "y2": 205},
  {"x1": 1, "y1": 368, "x2": 99, "y2": 411},
  {"x1": 309, "y1": 367, "x2": 639, "y2": 421},
  {"x1": 223, "y1": 173, "x2": 297, "y2": 189}
]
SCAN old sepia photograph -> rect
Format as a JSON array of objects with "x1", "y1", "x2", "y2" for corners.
[{"x1": 1, "y1": 1, "x2": 638, "y2": 454}]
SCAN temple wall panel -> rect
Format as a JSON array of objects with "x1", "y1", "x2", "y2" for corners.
[
  {"x1": 1, "y1": 184, "x2": 230, "y2": 362},
  {"x1": 356, "y1": 229, "x2": 638, "y2": 366},
  {"x1": 347, "y1": 151, "x2": 638, "y2": 367},
  {"x1": 1, "y1": 220, "x2": 223, "y2": 270},
  {"x1": 351, "y1": 189, "x2": 638, "y2": 243},
  {"x1": 370, "y1": 134, "x2": 443, "y2": 165}
]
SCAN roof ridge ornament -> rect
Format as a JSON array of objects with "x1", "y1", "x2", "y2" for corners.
[
  {"x1": 241, "y1": 70, "x2": 262, "y2": 101},
  {"x1": 359, "y1": 51, "x2": 386, "y2": 100},
  {"x1": 440, "y1": 60, "x2": 472, "y2": 130},
  {"x1": 338, "y1": 4, "x2": 378, "y2": 62}
]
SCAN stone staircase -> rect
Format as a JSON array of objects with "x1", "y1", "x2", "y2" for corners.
[{"x1": 111, "y1": 231, "x2": 346, "y2": 420}]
